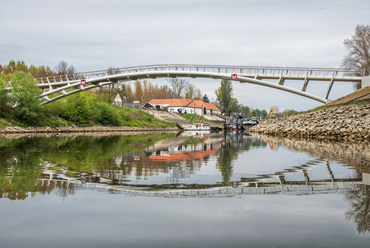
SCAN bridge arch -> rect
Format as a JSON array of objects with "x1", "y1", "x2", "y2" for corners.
[{"x1": 37, "y1": 64, "x2": 362, "y2": 104}]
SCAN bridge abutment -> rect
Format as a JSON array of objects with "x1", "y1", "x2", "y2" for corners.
[{"x1": 361, "y1": 76, "x2": 370, "y2": 88}]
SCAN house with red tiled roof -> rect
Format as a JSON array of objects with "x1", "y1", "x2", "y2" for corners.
[{"x1": 145, "y1": 99, "x2": 221, "y2": 115}]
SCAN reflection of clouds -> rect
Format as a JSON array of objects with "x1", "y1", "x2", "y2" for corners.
[
  {"x1": 170, "y1": 195, "x2": 346, "y2": 219},
  {"x1": 2, "y1": 191, "x2": 366, "y2": 247}
]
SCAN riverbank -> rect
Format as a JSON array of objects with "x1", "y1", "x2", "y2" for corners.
[
  {"x1": 0, "y1": 125, "x2": 179, "y2": 134},
  {"x1": 249, "y1": 102, "x2": 370, "y2": 142}
]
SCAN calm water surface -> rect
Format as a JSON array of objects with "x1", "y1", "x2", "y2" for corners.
[{"x1": 0, "y1": 132, "x2": 369, "y2": 248}]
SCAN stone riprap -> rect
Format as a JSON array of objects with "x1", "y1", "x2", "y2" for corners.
[{"x1": 249, "y1": 103, "x2": 370, "y2": 142}]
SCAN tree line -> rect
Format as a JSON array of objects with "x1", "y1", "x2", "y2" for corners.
[
  {"x1": 0, "y1": 60, "x2": 289, "y2": 123},
  {"x1": 0, "y1": 60, "x2": 76, "y2": 79},
  {"x1": 1, "y1": 23, "x2": 368, "y2": 125},
  {"x1": 92, "y1": 77, "x2": 209, "y2": 105}
]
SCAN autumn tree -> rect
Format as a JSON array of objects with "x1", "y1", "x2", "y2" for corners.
[
  {"x1": 134, "y1": 80, "x2": 144, "y2": 103},
  {"x1": 342, "y1": 25, "x2": 370, "y2": 89},
  {"x1": 29, "y1": 65, "x2": 54, "y2": 78},
  {"x1": 1, "y1": 60, "x2": 29, "y2": 75},
  {"x1": 1, "y1": 60, "x2": 58, "y2": 79}
]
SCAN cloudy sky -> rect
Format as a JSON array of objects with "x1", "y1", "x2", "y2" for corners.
[{"x1": 1, "y1": 0, "x2": 369, "y2": 111}]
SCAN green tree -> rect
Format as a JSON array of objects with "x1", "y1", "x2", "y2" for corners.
[
  {"x1": 215, "y1": 79, "x2": 233, "y2": 113},
  {"x1": 261, "y1": 109, "x2": 268, "y2": 118},
  {"x1": 59, "y1": 91, "x2": 94, "y2": 125},
  {"x1": 9, "y1": 71, "x2": 43, "y2": 123},
  {"x1": 282, "y1": 109, "x2": 298, "y2": 116},
  {"x1": 229, "y1": 97, "x2": 241, "y2": 114},
  {"x1": 241, "y1": 105, "x2": 251, "y2": 117},
  {"x1": 202, "y1": 94, "x2": 210, "y2": 103},
  {"x1": 0, "y1": 75, "x2": 10, "y2": 114},
  {"x1": 216, "y1": 142, "x2": 237, "y2": 184},
  {"x1": 251, "y1": 109, "x2": 261, "y2": 118},
  {"x1": 342, "y1": 25, "x2": 370, "y2": 89}
]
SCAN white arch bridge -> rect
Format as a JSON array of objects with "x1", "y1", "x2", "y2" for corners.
[{"x1": 36, "y1": 64, "x2": 364, "y2": 104}]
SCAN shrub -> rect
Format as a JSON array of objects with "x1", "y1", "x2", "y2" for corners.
[
  {"x1": 9, "y1": 71, "x2": 43, "y2": 124},
  {"x1": 59, "y1": 92, "x2": 94, "y2": 125},
  {"x1": 96, "y1": 102, "x2": 122, "y2": 126}
]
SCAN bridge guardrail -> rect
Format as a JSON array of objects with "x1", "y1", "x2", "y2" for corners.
[{"x1": 35, "y1": 64, "x2": 362, "y2": 84}]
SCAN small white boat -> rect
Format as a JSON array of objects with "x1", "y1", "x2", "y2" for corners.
[{"x1": 182, "y1": 122, "x2": 211, "y2": 131}]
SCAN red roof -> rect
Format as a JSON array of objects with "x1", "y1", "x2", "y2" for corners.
[{"x1": 148, "y1": 99, "x2": 220, "y2": 111}]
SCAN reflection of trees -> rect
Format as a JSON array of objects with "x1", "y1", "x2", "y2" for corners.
[
  {"x1": 216, "y1": 142, "x2": 238, "y2": 184},
  {"x1": 0, "y1": 138, "x2": 42, "y2": 200},
  {"x1": 216, "y1": 135, "x2": 266, "y2": 185},
  {"x1": 345, "y1": 183, "x2": 370, "y2": 234},
  {"x1": 0, "y1": 133, "x2": 175, "y2": 200}
]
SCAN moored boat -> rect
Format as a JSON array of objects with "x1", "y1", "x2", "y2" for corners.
[{"x1": 183, "y1": 122, "x2": 211, "y2": 131}]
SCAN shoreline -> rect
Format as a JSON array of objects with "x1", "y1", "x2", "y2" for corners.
[
  {"x1": 0, "y1": 125, "x2": 179, "y2": 134},
  {"x1": 248, "y1": 103, "x2": 370, "y2": 142}
]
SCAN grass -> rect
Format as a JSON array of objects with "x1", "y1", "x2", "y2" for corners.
[
  {"x1": 179, "y1": 113, "x2": 216, "y2": 124},
  {"x1": 309, "y1": 99, "x2": 370, "y2": 112},
  {"x1": 308, "y1": 87, "x2": 370, "y2": 112},
  {"x1": 65, "y1": 171, "x2": 79, "y2": 177},
  {"x1": 0, "y1": 106, "x2": 176, "y2": 129},
  {"x1": 120, "y1": 109, "x2": 176, "y2": 127},
  {"x1": 0, "y1": 118, "x2": 13, "y2": 128}
]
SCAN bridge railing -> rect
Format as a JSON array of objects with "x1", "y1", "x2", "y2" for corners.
[{"x1": 35, "y1": 64, "x2": 361, "y2": 85}]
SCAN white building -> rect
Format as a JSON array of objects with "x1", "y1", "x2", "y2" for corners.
[{"x1": 145, "y1": 99, "x2": 221, "y2": 115}]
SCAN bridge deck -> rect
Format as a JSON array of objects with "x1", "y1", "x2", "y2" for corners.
[{"x1": 33, "y1": 64, "x2": 363, "y2": 104}]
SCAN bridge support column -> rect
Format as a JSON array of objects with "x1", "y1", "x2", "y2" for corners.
[{"x1": 361, "y1": 76, "x2": 370, "y2": 88}]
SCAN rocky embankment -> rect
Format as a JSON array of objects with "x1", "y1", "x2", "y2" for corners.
[
  {"x1": 0, "y1": 125, "x2": 178, "y2": 134},
  {"x1": 249, "y1": 103, "x2": 370, "y2": 142}
]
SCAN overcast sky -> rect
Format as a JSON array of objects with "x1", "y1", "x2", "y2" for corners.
[{"x1": 1, "y1": 0, "x2": 369, "y2": 111}]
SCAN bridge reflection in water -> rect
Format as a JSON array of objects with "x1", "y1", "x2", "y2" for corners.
[
  {"x1": 2, "y1": 132, "x2": 370, "y2": 247},
  {"x1": 33, "y1": 132, "x2": 366, "y2": 198},
  {"x1": 39, "y1": 155, "x2": 365, "y2": 198},
  {"x1": 2, "y1": 132, "x2": 367, "y2": 200}
]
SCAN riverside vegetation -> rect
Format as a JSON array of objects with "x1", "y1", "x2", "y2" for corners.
[{"x1": 0, "y1": 71, "x2": 175, "y2": 130}]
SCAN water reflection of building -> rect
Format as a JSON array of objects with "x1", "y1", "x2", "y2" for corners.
[{"x1": 149, "y1": 146, "x2": 221, "y2": 162}]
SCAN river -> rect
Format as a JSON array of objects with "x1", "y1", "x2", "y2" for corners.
[{"x1": 0, "y1": 131, "x2": 369, "y2": 248}]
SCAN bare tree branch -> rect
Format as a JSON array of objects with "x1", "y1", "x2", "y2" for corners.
[
  {"x1": 342, "y1": 25, "x2": 370, "y2": 90},
  {"x1": 166, "y1": 78, "x2": 189, "y2": 98}
]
